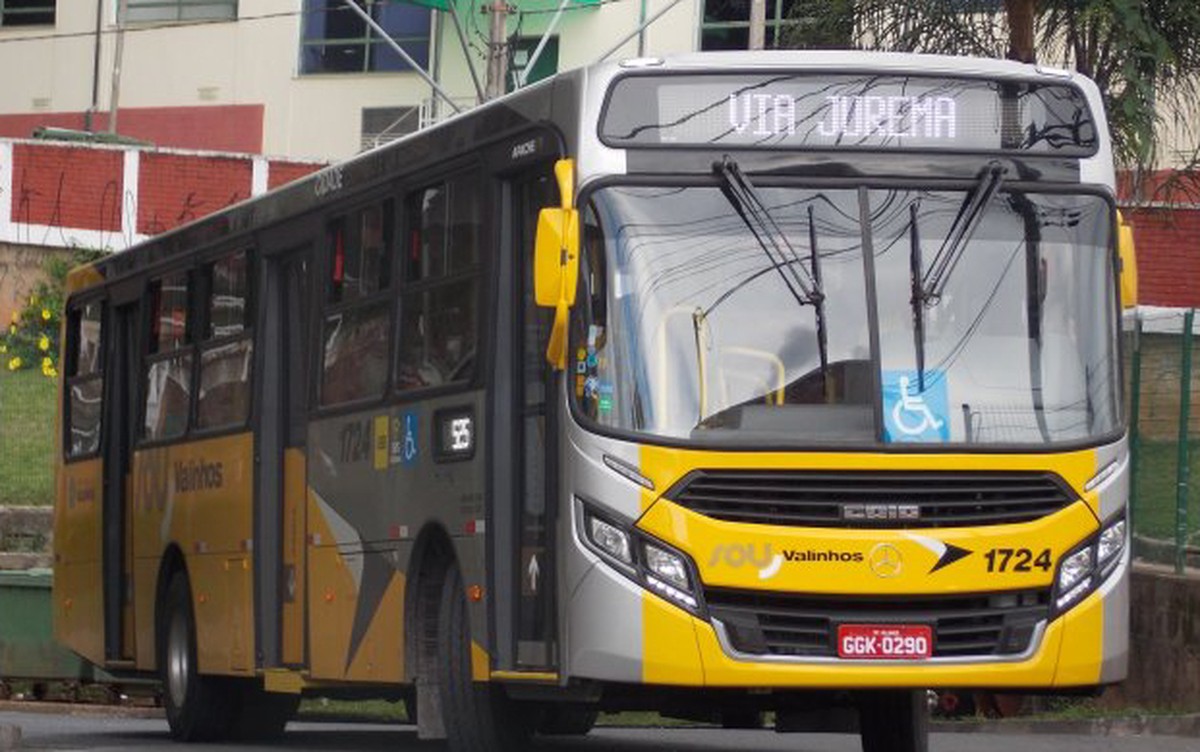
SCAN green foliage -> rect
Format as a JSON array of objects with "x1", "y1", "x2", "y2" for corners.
[
  {"x1": 0, "y1": 368, "x2": 57, "y2": 505},
  {"x1": 1, "y1": 249, "x2": 106, "y2": 378},
  {"x1": 780, "y1": 0, "x2": 1200, "y2": 182}
]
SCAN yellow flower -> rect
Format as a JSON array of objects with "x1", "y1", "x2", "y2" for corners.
[
  {"x1": 8, "y1": 356, "x2": 21, "y2": 371},
  {"x1": 38, "y1": 335, "x2": 50, "y2": 351},
  {"x1": 0, "y1": 344, "x2": 6, "y2": 354},
  {"x1": 41, "y1": 309, "x2": 51, "y2": 321},
  {"x1": 29, "y1": 294, "x2": 38, "y2": 306},
  {"x1": 7, "y1": 324, "x2": 14, "y2": 335},
  {"x1": 9, "y1": 311, "x2": 17, "y2": 324},
  {"x1": 44, "y1": 367, "x2": 57, "y2": 379}
]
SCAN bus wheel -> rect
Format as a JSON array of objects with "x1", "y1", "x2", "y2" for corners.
[
  {"x1": 229, "y1": 682, "x2": 299, "y2": 740},
  {"x1": 160, "y1": 574, "x2": 233, "y2": 741},
  {"x1": 858, "y1": 690, "x2": 929, "y2": 752},
  {"x1": 437, "y1": 564, "x2": 535, "y2": 752},
  {"x1": 538, "y1": 706, "x2": 599, "y2": 736}
]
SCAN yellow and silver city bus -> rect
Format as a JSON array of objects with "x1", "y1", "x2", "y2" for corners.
[{"x1": 55, "y1": 52, "x2": 1136, "y2": 751}]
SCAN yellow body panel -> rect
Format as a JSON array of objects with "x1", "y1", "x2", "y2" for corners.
[
  {"x1": 344, "y1": 573, "x2": 405, "y2": 683},
  {"x1": 282, "y1": 449, "x2": 307, "y2": 666},
  {"x1": 306, "y1": 489, "x2": 357, "y2": 680},
  {"x1": 1053, "y1": 590, "x2": 1105, "y2": 686},
  {"x1": 642, "y1": 592, "x2": 705, "y2": 685},
  {"x1": 130, "y1": 433, "x2": 255, "y2": 675},
  {"x1": 53, "y1": 458, "x2": 105, "y2": 665}
]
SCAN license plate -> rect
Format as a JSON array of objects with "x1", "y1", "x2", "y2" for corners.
[{"x1": 836, "y1": 624, "x2": 933, "y2": 660}]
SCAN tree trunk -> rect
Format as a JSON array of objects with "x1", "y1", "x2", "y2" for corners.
[{"x1": 1004, "y1": 0, "x2": 1037, "y2": 63}]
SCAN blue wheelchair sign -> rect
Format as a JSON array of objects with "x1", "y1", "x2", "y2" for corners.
[{"x1": 882, "y1": 370, "x2": 950, "y2": 443}]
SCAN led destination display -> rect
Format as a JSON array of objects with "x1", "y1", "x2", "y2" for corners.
[{"x1": 601, "y1": 73, "x2": 1097, "y2": 154}]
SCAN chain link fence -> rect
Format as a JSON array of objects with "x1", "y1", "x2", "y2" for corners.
[{"x1": 1128, "y1": 308, "x2": 1200, "y2": 571}]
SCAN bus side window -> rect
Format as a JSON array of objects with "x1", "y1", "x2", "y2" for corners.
[
  {"x1": 196, "y1": 250, "x2": 254, "y2": 431},
  {"x1": 319, "y1": 200, "x2": 394, "y2": 408},
  {"x1": 65, "y1": 301, "x2": 104, "y2": 457},
  {"x1": 396, "y1": 173, "x2": 482, "y2": 393},
  {"x1": 143, "y1": 271, "x2": 194, "y2": 442}
]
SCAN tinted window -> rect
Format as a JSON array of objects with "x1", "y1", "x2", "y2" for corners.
[
  {"x1": 208, "y1": 251, "x2": 250, "y2": 339},
  {"x1": 149, "y1": 272, "x2": 190, "y2": 354},
  {"x1": 398, "y1": 280, "x2": 478, "y2": 391},
  {"x1": 320, "y1": 302, "x2": 390, "y2": 406},
  {"x1": 144, "y1": 353, "x2": 193, "y2": 441}
]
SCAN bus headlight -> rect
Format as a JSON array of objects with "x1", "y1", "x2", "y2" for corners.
[
  {"x1": 1053, "y1": 513, "x2": 1126, "y2": 616},
  {"x1": 588, "y1": 514, "x2": 633, "y2": 565},
  {"x1": 579, "y1": 500, "x2": 705, "y2": 617}
]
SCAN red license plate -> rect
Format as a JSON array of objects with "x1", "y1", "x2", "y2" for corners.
[{"x1": 836, "y1": 624, "x2": 933, "y2": 660}]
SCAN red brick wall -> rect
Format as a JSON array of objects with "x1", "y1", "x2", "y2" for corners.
[
  {"x1": 10, "y1": 144, "x2": 123, "y2": 232},
  {"x1": 0, "y1": 105, "x2": 264, "y2": 154},
  {"x1": 1125, "y1": 207, "x2": 1200, "y2": 308},
  {"x1": 268, "y1": 160, "x2": 322, "y2": 190},
  {"x1": 137, "y1": 153, "x2": 253, "y2": 235}
]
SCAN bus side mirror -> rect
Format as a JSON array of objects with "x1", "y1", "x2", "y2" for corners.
[
  {"x1": 533, "y1": 159, "x2": 580, "y2": 370},
  {"x1": 1117, "y1": 211, "x2": 1138, "y2": 309}
]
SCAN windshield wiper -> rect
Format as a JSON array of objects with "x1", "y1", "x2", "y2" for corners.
[
  {"x1": 916, "y1": 161, "x2": 1007, "y2": 305},
  {"x1": 909, "y1": 162, "x2": 1007, "y2": 390},
  {"x1": 712, "y1": 156, "x2": 830, "y2": 398}
]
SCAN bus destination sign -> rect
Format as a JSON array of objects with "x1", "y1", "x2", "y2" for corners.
[{"x1": 601, "y1": 73, "x2": 1096, "y2": 154}]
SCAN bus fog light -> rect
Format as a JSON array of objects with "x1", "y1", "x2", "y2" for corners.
[
  {"x1": 1098, "y1": 519, "x2": 1126, "y2": 567},
  {"x1": 587, "y1": 514, "x2": 632, "y2": 565},
  {"x1": 643, "y1": 543, "x2": 690, "y2": 591},
  {"x1": 1057, "y1": 546, "x2": 1094, "y2": 594}
]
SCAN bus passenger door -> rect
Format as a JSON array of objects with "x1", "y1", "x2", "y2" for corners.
[
  {"x1": 513, "y1": 166, "x2": 561, "y2": 670},
  {"x1": 102, "y1": 302, "x2": 138, "y2": 662},
  {"x1": 256, "y1": 244, "x2": 312, "y2": 668}
]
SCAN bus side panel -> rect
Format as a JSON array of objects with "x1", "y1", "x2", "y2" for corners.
[
  {"x1": 54, "y1": 458, "x2": 105, "y2": 666},
  {"x1": 130, "y1": 434, "x2": 255, "y2": 676}
]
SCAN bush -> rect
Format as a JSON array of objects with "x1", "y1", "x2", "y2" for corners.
[{"x1": 2, "y1": 249, "x2": 106, "y2": 378}]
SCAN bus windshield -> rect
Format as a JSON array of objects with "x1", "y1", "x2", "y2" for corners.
[{"x1": 570, "y1": 182, "x2": 1120, "y2": 447}]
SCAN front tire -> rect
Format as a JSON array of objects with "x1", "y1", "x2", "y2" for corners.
[
  {"x1": 437, "y1": 564, "x2": 536, "y2": 752},
  {"x1": 858, "y1": 689, "x2": 929, "y2": 752},
  {"x1": 160, "y1": 573, "x2": 234, "y2": 741}
]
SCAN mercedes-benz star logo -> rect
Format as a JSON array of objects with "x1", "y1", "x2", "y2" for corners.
[{"x1": 868, "y1": 543, "x2": 904, "y2": 578}]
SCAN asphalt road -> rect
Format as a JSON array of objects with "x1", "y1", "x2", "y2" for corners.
[{"x1": 1, "y1": 709, "x2": 1197, "y2": 752}]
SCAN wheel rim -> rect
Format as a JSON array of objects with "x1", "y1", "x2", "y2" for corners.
[{"x1": 166, "y1": 609, "x2": 190, "y2": 708}]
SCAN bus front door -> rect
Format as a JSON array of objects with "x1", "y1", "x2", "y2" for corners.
[
  {"x1": 256, "y1": 244, "x2": 312, "y2": 668},
  {"x1": 102, "y1": 302, "x2": 137, "y2": 662}
]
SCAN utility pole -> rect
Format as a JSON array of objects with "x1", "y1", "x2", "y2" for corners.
[
  {"x1": 749, "y1": 0, "x2": 766, "y2": 50},
  {"x1": 485, "y1": 0, "x2": 509, "y2": 100},
  {"x1": 109, "y1": 0, "x2": 129, "y2": 134}
]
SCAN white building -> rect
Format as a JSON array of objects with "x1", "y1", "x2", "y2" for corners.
[{"x1": 0, "y1": 1, "x2": 797, "y2": 160}]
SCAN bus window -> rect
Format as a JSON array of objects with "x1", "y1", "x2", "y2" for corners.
[
  {"x1": 65, "y1": 302, "x2": 104, "y2": 457},
  {"x1": 144, "y1": 271, "x2": 194, "y2": 442},
  {"x1": 319, "y1": 201, "x2": 394, "y2": 407},
  {"x1": 196, "y1": 251, "x2": 253, "y2": 430},
  {"x1": 397, "y1": 174, "x2": 482, "y2": 392}
]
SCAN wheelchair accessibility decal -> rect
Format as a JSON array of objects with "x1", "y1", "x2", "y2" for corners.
[{"x1": 882, "y1": 371, "x2": 950, "y2": 443}]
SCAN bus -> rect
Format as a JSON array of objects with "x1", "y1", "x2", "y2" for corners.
[{"x1": 55, "y1": 51, "x2": 1136, "y2": 752}]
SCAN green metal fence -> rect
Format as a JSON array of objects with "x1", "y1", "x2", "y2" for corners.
[{"x1": 1129, "y1": 309, "x2": 1200, "y2": 572}]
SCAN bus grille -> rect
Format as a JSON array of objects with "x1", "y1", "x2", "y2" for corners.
[
  {"x1": 705, "y1": 588, "x2": 1049, "y2": 659},
  {"x1": 666, "y1": 470, "x2": 1075, "y2": 528}
]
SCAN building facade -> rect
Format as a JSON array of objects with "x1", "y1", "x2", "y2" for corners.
[{"x1": 0, "y1": 0, "x2": 726, "y2": 160}]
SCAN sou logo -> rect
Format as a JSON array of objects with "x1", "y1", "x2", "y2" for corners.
[{"x1": 709, "y1": 543, "x2": 784, "y2": 580}]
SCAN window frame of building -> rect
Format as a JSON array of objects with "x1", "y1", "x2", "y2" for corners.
[
  {"x1": 0, "y1": 0, "x2": 55, "y2": 27},
  {"x1": 300, "y1": 0, "x2": 432, "y2": 75},
  {"x1": 699, "y1": 0, "x2": 803, "y2": 50},
  {"x1": 125, "y1": 1, "x2": 238, "y2": 25}
]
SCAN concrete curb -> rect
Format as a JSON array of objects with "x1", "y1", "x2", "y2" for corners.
[
  {"x1": 0, "y1": 700, "x2": 163, "y2": 720},
  {"x1": 932, "y1": 714, "x2": 1200, "y2": 737}
]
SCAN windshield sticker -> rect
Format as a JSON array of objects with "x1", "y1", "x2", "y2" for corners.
[{"x1": 882, "y1": 370, "x2": 950, "y2": 442}]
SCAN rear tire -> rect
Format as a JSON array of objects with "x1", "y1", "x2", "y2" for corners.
[
  {"x1": 160, "y1": 573, "x2": 234, "y2": 741},
  {"x1": 437, "y1": 564, "x2": 536, "y2": 752},
  {"x1": 538, "y1": 706, "x2": 599, "y2": 736},
  {"x1": 229, "y1": 682, "x2": 299, "y2": 740},
  {"x1": 858, "y1": 689, "x2": 929, "y2": 752}
]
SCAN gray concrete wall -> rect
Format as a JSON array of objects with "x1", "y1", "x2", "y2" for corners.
[
  {"x1": 1103, "y1": 564, "x2": 1200, "y2": 710},
  {"x1": 0, "y1": 506, "x2": 52, "y2": 569}
]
